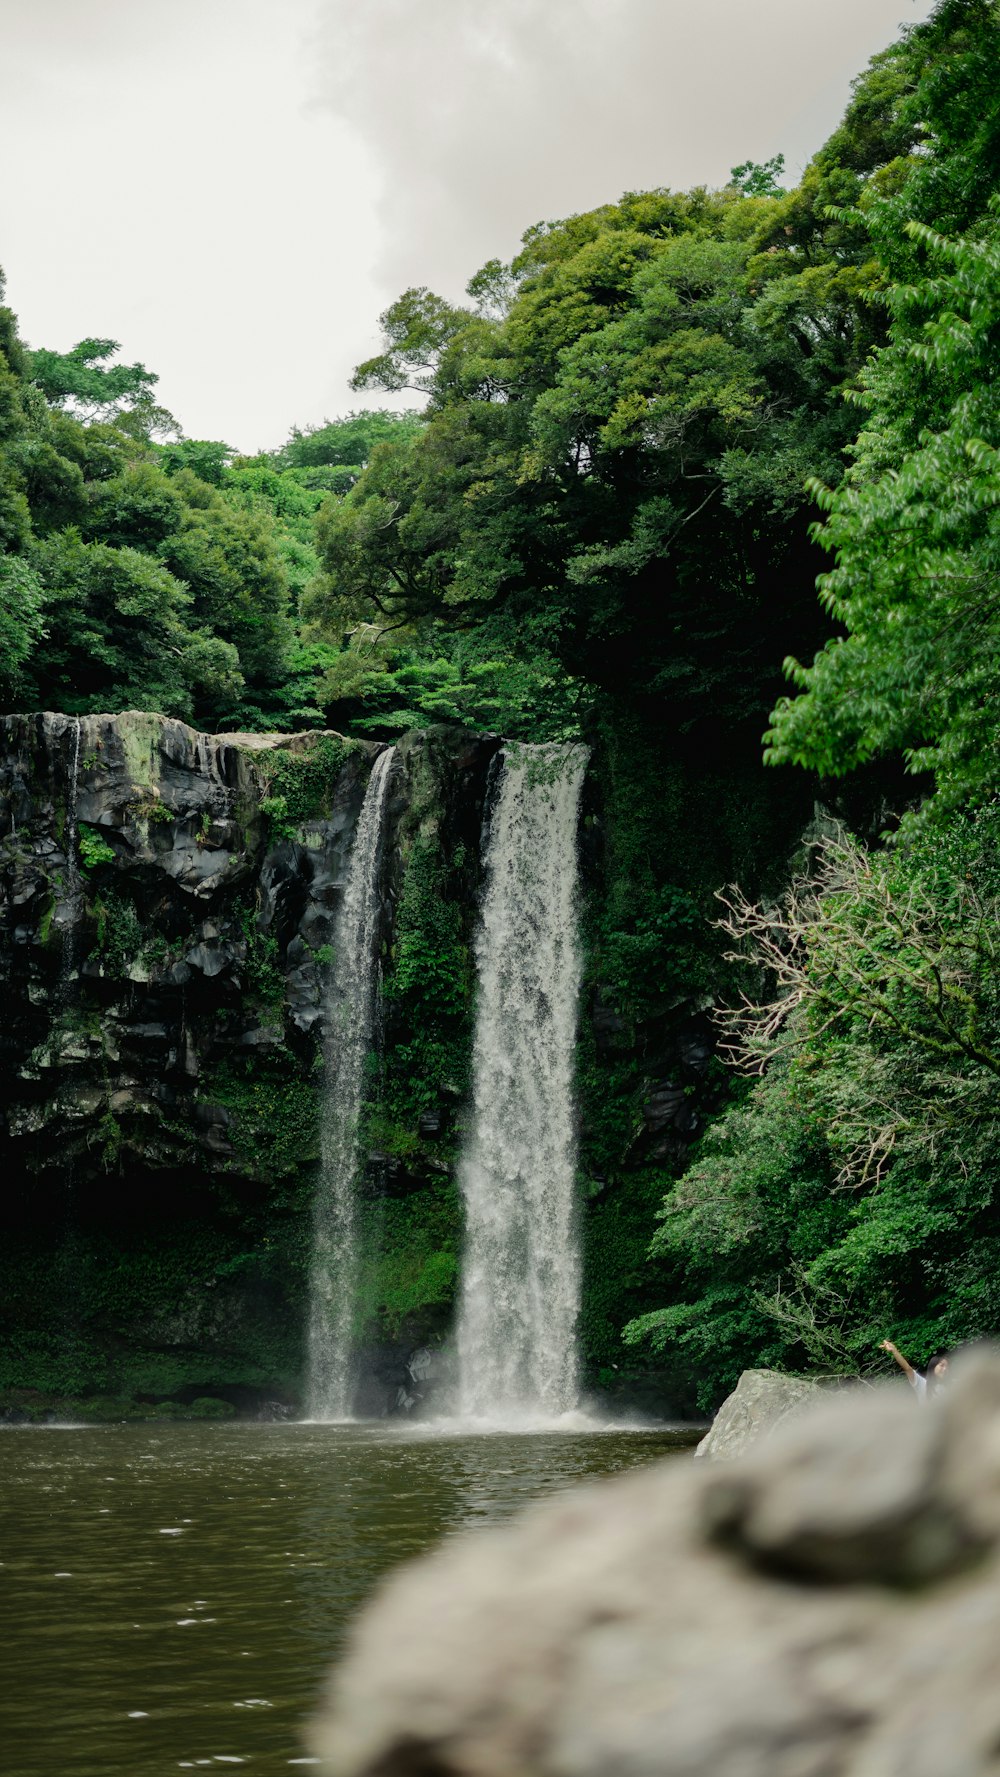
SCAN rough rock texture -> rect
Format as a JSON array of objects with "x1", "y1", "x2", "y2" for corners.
[
  {"x1": 695, "y1": 1367, "x2": 826, "y2": 1460},
  {"x1": 0, "y1": 711, "x2": 378, "y2": 1174},
  {"x1": 0, "y1": 711, "x2": 498, "y2": 1413},
  {"x1": 313, "y1": 1351, "x2": 1000, "y2": 1777}
]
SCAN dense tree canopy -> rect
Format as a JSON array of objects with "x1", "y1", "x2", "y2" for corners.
[
  {"x1": 626, "y1": 0, "x2": 1000, "y2": 1399},
  {"x1": 3, "y1": 0, "x2": 1000, "y2": 1405},
  {"x1": 0, "y1": 7, "x2": 931, "y2": 742},
  {"x1": 767, "y1": 1, "x2": 1000, "y2": 813},
  {"x1": 0, "y1": 307, "x2": 426, "y2": 728},
  {"x1": 296, "y1": 24, "x2": 949, "y2": 747}
]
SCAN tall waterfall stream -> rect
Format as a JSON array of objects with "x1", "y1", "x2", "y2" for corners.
[
  {"x1": 456, "y1": 742, "x2": 589, "y2": 1422},
  {"x1": 306, "y1": 746, "x2": 394, "y2": 1420},
  {"x1": 59, "y1": 715, "x2": 82, "y2": 992}
]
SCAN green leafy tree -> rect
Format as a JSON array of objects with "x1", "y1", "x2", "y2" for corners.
[
  {"x1": 0, "y1": 553, "x2": 45, "y2": 698},
  {"x1": 28, "y1": 337, "x2": 178, "y2": 438},
  {"x1": 626, "y1": 818, "x2": 1000, "y2": 1402},
  {"x1": 627, "y1": 3, "x2": 1000, "y2": 1405},
  {"x1": 308, "y1": 166, "x2": 887, "y2": 745},
  {"x1": 30, "y1": 532, "x2": 201, "y2": 714},
  {"x1": 766, "y1": 0, "x2": 1000, "y2": 812},
  {"x1": 157, "y1": 438, "x2": 232, "y2": 485},
  {"x1": 277, "y1": 409, "x2": 425, "y2": 479},
  {"x1": 351, "y1": 290, "x2": 470, "y2": 396},
  {"x1": 730, "y1": 153, "x2": 786, "y2": 197},
  {"x1": 158, "y1": 468, "x2": 292, "y2": 689}
]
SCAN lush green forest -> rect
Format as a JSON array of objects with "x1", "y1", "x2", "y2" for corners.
[{"x1": 3, "y1": 0, "x2": 999, "y2": 1407}]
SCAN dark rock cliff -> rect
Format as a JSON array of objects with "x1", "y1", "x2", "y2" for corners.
[
  {"x1": 1, "y1": 712, "x2": 377, "y2": 1169},
  {"x1": 0, "y1": 712, "x2": 499, "y2": 1419}
]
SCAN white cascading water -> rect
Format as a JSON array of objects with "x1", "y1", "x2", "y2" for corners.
[
  {"x1": 59, "y1": 716, "x2": 82, "y2": 991},
  {"x1": 456, "y1": 742, "x2": 588, "y2": 1422},
  {"x1": 306, "y1": 746, "x2": 395, "y2": 1420}
]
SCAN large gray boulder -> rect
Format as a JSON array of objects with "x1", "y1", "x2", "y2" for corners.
[
  {"x1": 312, "y1": 1350, "x2": 1000, "y2": 1777},
  {"x1": 695, "y1": 1367, "x2": 826, "y2": 1460}
]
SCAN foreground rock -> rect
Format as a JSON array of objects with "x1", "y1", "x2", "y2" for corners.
[
  {"x1": 695, "y1": 1367, "x2": 826, "y2": 1460},
  {"x1": 313, "y1": 1350, "x2": 1000, "y2": 1777}
]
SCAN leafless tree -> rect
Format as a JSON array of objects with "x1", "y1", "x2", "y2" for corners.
[{"x1": 713, "y1": 827, "x2": 1000, "y2": 1191}]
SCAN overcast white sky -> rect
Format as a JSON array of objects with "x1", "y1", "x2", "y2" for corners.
[{"x1": 0, "y1": 0, "x2": 934, "y2": 453}]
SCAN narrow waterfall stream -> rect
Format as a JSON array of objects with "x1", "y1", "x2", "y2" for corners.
[
  {"x1": 59, "y1": 715, "x2": 82, "y2": 990},
  {"x1": 306, "y1": 746, "x2": 395, "y2": 1420},
  {"x1": 456, "y1": 742, "x2": 589, "y2": 1422}
]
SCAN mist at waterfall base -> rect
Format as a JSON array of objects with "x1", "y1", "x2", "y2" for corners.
[{"x1": 303, "y1": 741, "x2": 610, "y2": 1433}]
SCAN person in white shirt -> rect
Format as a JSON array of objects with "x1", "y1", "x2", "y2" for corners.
[{"x1": 880, "y1": 1339, "x2": 950, "y2": 1399}]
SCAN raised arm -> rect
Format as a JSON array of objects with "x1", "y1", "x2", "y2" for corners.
[{"x1": 880, "y1": 1339, "x2": 918, "y2": 1384}]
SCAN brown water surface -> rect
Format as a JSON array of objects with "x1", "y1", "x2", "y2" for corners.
[{"x1": 1, "y1": 1419, "x2": 689, "y2": 1776}]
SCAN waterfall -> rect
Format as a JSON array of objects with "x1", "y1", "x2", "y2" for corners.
[
  {"x1": 59, "y1": 716, "x2": 82, "y2": 991},
  {"x1": 306, "y1": 746, "x2": 395, "y2": 1421},
  {"x1": 65, "y1": 715, "x2": 82, "y2": 874},
  {"x1": 456, "y1": 742, "x2": 588, "y2": 1422}
]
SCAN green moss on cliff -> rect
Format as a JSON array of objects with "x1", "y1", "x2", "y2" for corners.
[
  {"x1": 383, "y1": 835, "x2": 471, "y2": 1123},
  {"x1": 91, "y1": 890, "x2": 143, "y2": 973},
  {"x1": 356, "y1": 1179, "x2": 461, "y2": 1338},
  {"x1": 0, "y1": 1215, "x2": 308, "y2": 1409},
  {"x1": 118, "y1": 711, "x2": 167, "y2": 790},
  {"x1": 208, "y1": 1056, "x2": 320, "y2": 1180},
  {"x1": 256, "y1": 733, "x2": 358, "y2": 839}
]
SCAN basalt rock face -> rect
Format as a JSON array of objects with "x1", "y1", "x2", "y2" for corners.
[
  {"x1": 0, "y1": 712, "x2": 498, "y2": 1417},
  {"x1": 0, "y1": 711, "x2": 376, "y2": 1176}
]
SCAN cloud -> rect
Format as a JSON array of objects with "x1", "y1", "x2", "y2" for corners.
[
  {"x1": 0, "y1": 0, "x2": 385, "y2": 449},
  {"x1": 0, "y1": 0, "x2": 206, "y2": 88},
  {"x1": 310, "y1": 0, "x2": 933, "y2": 300},
  {"x1": 0, "y1": 0, "x2": 933, "y2": 446}
]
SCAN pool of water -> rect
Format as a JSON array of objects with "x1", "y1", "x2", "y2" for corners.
[{"x1": 0, "y1": 1419, "x2": 691, "y2": 1776}]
